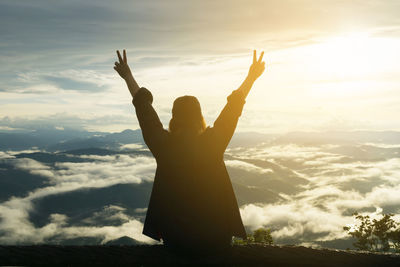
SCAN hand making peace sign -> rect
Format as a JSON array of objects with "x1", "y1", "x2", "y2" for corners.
[
  {"x1": 248, "y1": 50, "x2": 265, "y2": 81},
  {"x1": 114, "y1": 49, "x2": 132, "y2": 81}
]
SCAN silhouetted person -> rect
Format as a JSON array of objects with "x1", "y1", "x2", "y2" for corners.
[{"x1": 114, "y1": 49, "x2": 265, "y2": 254}]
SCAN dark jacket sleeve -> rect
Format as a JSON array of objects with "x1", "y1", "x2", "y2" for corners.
[
  {"x1": 132, "y1": 87, "x2": 168, "y2": 157},
  {"x1": 211, "y1": 89, "x2": 246, "y2": 152}
]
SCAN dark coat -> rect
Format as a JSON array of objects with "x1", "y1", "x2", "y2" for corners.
[{"x1": 132, "y1": 87, "x2": 247, "y2": 242}]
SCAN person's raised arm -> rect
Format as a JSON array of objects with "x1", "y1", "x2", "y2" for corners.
[
  {"x1": 114, "y1": 49, "x2": 167, "y2": 156},
  {"x1": 211, "y1": 50, "x2": 266, "y2": 152},
  {"x1": 114, "y1": 49, "x2": 141, "y2": 98}
]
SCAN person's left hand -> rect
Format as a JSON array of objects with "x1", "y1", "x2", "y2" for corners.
[{"x1": 114, "y1": 49, "x2": 132, "y2": 81}]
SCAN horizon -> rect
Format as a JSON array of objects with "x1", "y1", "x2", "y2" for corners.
[{"x1": 2, "y1": 126, "x2": 400, "y2": 136}]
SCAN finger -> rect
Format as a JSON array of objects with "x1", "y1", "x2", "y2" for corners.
[
  {"x1": 123, "y1": 49, "x2": 127, "y2": 63},
  {"x1": 115, "y1": 61, "x2": 119, "y2": 66},
  {"x1": 253, "y1": 50, "x2": 256, "y2": 64},
  {"x1": 258, "y1": 51, "x2": 264, "y2": 63},
  {"x1": 116, "y1": 50, "x2": 123, "y2": 64}
]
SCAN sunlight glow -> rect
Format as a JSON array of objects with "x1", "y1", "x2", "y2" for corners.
[{"x1": 307, "y1": 32, "x2": 399, "y2": 80}]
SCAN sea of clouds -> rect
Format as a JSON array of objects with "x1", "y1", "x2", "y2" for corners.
[{"x1": 0, "y1": 138, "x2": 399, "y2": 248}]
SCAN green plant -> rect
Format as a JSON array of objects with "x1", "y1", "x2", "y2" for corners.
[
  {"x1": 253, "y1": 228, "x2": 273, "y2": 245},
  {"x1": 388, "y1": 228, "x2": 400, "y2": 253},
  {"x1": 233, "y1": 227, "x2": 273, "y2": 245},
  {"x1": 343, "y1": 213, "x2": 400, "y2": 252}
]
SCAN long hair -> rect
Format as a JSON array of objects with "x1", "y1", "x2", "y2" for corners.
[{"x1": 169, "y1": 95, "x2": 207, "y2": 135}]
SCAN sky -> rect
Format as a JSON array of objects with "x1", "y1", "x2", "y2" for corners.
[{"x1": 1, "y1": 0, "x2": 400, "y2": 133}]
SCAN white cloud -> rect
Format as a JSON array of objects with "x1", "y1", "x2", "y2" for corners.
[
  {"x1": 134, "y1": 208, "x2": 147, "y2": 213},
  {"x1": 364, "y1": 143, "x2": 400, "y2": 148},
  {"x1": 229, "y1": 144, "x2": 341, "y2": 162},
  {"x1": 366, "y1": 184, "x2": 400, "y2": 207},
  {"x1": 0, "y1": 200, "x2": 156, "y2": 245},
  {"x1": 81, "y1": 205, "x2": 136, "y2": 228},
  {"x1": 0, "y1": 153, "x2": 157, "y2": 245},
  {"x1": 241, "y1": 197, "x2": 354, "y2": 242},
  {"x1": 11, "y1": 158, "x2": 54, "y2": 178},
  {"x1": 2, "y1": 136, "x2": 400, "y2": 246},
  {"x1": 120, "y1": 143, "x2": 144, "y2": 150},
  {"x1": 225, "y1": 160, "x2": 273, "y2": 174},
  {"x1": 0, "y1": 151, "x2": 14, "y2": 159},
  {"x1": 233, "y1": 143, "x2": 400, "y2": 245}
]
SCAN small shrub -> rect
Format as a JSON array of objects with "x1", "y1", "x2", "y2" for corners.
[
  {"x1": 343, "y1": 212, "x2": 400, "y2": 252},
  {"x1": 233, "y1": 227, "x2": 273, "y2": 245},
  {"x1": 253, "y1": 228, "x2": 273, "y2": 245}
]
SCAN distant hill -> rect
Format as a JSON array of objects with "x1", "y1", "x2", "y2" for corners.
[
  {"x1": 0, "y1": 128, "x2": 144, "y2": 152},
  {"x1": 0, "y1": 128, "x2": 104, "y2": 151},
  {"x1": 47, "y1": 129, "x2": 144, "y2": 152},
  {"x1": 274, "y1": 131, "x2": 400, "y2": 146},
  {"x1": 2, "y1": 128, "x2": 400, "y2": 152}
]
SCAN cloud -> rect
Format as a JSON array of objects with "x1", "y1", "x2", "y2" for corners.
[
  {"x1": 43, "y1": 76, "x2": 106, "y2": 92},
  {"x1": 2, "y1": 130, "x2": 400, "y2": 246},
  {"x1": 12, "y1": 158, "x2": 54, "y2": 178},
  {"x1": 0, "y1": 113, "x2": 136, "y2": 132},
  {"x1": 233, "y1": 143, "x2": 400, "y2": 245},
  {"x1": 366, "y1": 184, "x2": 400, "y2": 207},
  {"x1": 0, "y1": 84, "x2": 62, "y2": 94},
  {"x1": 240, "y1": 184, "x2": 363, "y2": 241},
  {"x1": 0, "y1": 151, "x2": 14, "y2": 159},
  {"x1": 229, "y1": 144, "x2": 340, "y2": 162},
  {"x1": 30, "y1": 154, "x2": 154, "y2": 193},
  {"x1": 225, "y1": 159, "x2": 273, "y2": 174},
  {"x1": 134, "y1": 208, "x2": 148, "y2": 213},
  {"x1": 0, "y1": 153, "x2": 157, "y2": 245},
  {"x1": 0, "y1": 199, "x2": 155, "y2": 244},
  {"x1": 240, "y1": 192, "x2": 359, "y2": 243},
  {"x1": 58, "y1": 157, "x2": 151, "y2": 185},
  {"x1": 120, "y1": 143, "x2": 144, "y2": 150},
  {"x1": 1, "y1": 0, "x2": 400, "y2": 134},
  {"x1": 3, "y1": 154, "x2": 156, "y2": 201},
  {"x1": 364, "y1": 142, "x2": 400, "y2": 148},
  {"x1": 81, "y1": 205, "x2": 132, "y2": 225}
]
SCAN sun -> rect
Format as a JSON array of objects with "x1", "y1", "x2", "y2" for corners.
[
  {"x1": 310, "y1": 33, "x2": 399, "y2": 80},
  {"x1": 309, "y1": 33, "x2": 382, "y2": 79},
  {"x1": 291, "y1": 32, "x2": 400, "y2": 96}
]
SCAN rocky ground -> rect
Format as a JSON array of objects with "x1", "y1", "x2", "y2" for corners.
[{"x1": 1, "y1": 244, "x2": 399, "y2": 266}]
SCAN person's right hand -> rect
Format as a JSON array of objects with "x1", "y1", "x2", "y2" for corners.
[
  {"x1": 248, "y1": 50, "x2": 265, "y2": 81},
  {"x1": 114, "y1": 49, "x2": 132, "y2": 81}
]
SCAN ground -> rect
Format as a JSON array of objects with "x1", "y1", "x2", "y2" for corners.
[{"x1": 1, "y1": 244, "x2": 399, "y2": 266}]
